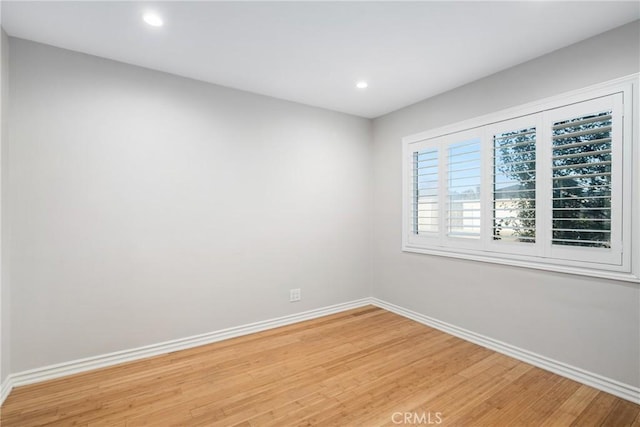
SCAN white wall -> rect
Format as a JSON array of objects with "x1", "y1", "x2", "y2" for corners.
[
  {"x1": 0, "y1": 28, "x2": 10, "y2": 386},
  {"x1": 0, "y1": 2, "x2": 5, "y2": 384},
  {"x1": 372, "y1": 21, "x2": 640, "y2": 387},
  {"x1": 0, "y1": 22, "x2": 9, "y2": 386},
  {"x1": 7, "y1": 38, "x2": 372, "y2": 373}
]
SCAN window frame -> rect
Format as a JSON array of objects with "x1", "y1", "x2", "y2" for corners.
[{"x1": 401, "y1": 75, "x2": 639, "y2": 283}]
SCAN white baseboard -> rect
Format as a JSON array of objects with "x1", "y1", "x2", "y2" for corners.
[
  {"x1": 371, "y1": 298, "x2": 640, "y2": 405},
  {"x1": 0, "y1": 375, "x2": 12, "y2": 406},
  {"x1": 0, "y1": 297, "x2": 373, "y2": 406},
  {"x1": 2, "y1": 297, "x2": 638, "y2": 407}
]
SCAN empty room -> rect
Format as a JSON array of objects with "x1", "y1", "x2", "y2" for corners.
[{"x1": 0, "y1": 1, "x2": 639, "y2": 426}]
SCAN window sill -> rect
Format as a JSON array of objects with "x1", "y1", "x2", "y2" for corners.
[{"x1": 402, "y1": 244, "x2": 640, "y2": 284}]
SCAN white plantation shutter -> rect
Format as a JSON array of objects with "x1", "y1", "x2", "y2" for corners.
[
  {"x1": 492, "y1": 126, "x2": 537, "y2": 243},
  {"x1": 447, "y1": 138, "x2": 481, "y2": 240},
  {"x1": 402, "y1": 77, "x2": 637, "y2": 281},
  {"x1": 413, "y1": 148, "x2": 439, "y2": 235},
  {"x1": 546, "y1": 94, "x2": 623, "y2": 266},
  {"x1": 551, "y1": 113, "x2": 612, "y2": 247},
  {"x1": 406, "y1": 140, "x2": 443, "y2": 249}
]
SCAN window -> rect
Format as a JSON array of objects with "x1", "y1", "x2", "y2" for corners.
[
  {"x1": 447, "y1": 137, "x2": 481, "y2": 240},
  {"x1": 414, "y1": 148, "x2": 439, "y2": 235},
  {"x1": 492, "y1": 124, "x2": 536, "y2": 246},
  {"x1": 551, "y1": 112, "x2": 611, "y2": 249},
  {"x1": 402, "y1": 76, "x2": 639, "y2": 282}
]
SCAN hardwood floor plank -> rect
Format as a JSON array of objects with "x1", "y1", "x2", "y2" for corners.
[
  {"x1": 569, "y1": 391, "x2": 618, "y2": 427},
  {"x1": 539, "y1": 384, "x2": 600, "y2": 426},
  {"x1": 452, "y1": 368, "x2": 559, "y2": 426},
  {"x1": 600, "y1": 399, "x2": 640, "y2": 427},
  {"x1": 512, "y1": 377, "x2": 581, "y2": 426},
  {"x1": 1, "y1": 306, "x2": 637, "y2": 426}
]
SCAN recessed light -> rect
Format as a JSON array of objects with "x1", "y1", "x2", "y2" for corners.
[
  {"x1": 143, "y1": 12, "x2": 164, "y2": 27},
  {"x1": 356, "y1": 81, "x2": 368, "y2": 89}
]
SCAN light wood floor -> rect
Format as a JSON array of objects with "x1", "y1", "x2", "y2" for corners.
[{"x1": 1, "y1": 306, "x2": 639, "y2": 426}]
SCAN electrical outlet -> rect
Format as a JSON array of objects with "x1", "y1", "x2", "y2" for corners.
[{"x1": 289, "y1": 288, "x2": 301, "y2": 302}]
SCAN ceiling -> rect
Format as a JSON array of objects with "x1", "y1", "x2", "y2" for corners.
[{"x1": 2, "y1": 2, "x2": 639, "y2": 118}]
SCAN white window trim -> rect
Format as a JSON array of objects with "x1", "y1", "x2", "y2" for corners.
[{"x1": 402, "y1": 74, "x2": 640, "y2": 283}]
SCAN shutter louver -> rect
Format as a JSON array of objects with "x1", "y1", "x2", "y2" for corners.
[
  {"x1": 413, "y1": 148, "x2": 439, "y2": 235},
  {"x1": 493, "y1": 127, "x2": 536, "y2": 243},
  {"x1": 551, "y1": 111, "x2": 612, "y2": 248},
  {"x1": 447, "y1": 139, "x2": 481, "y2": 239}
]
